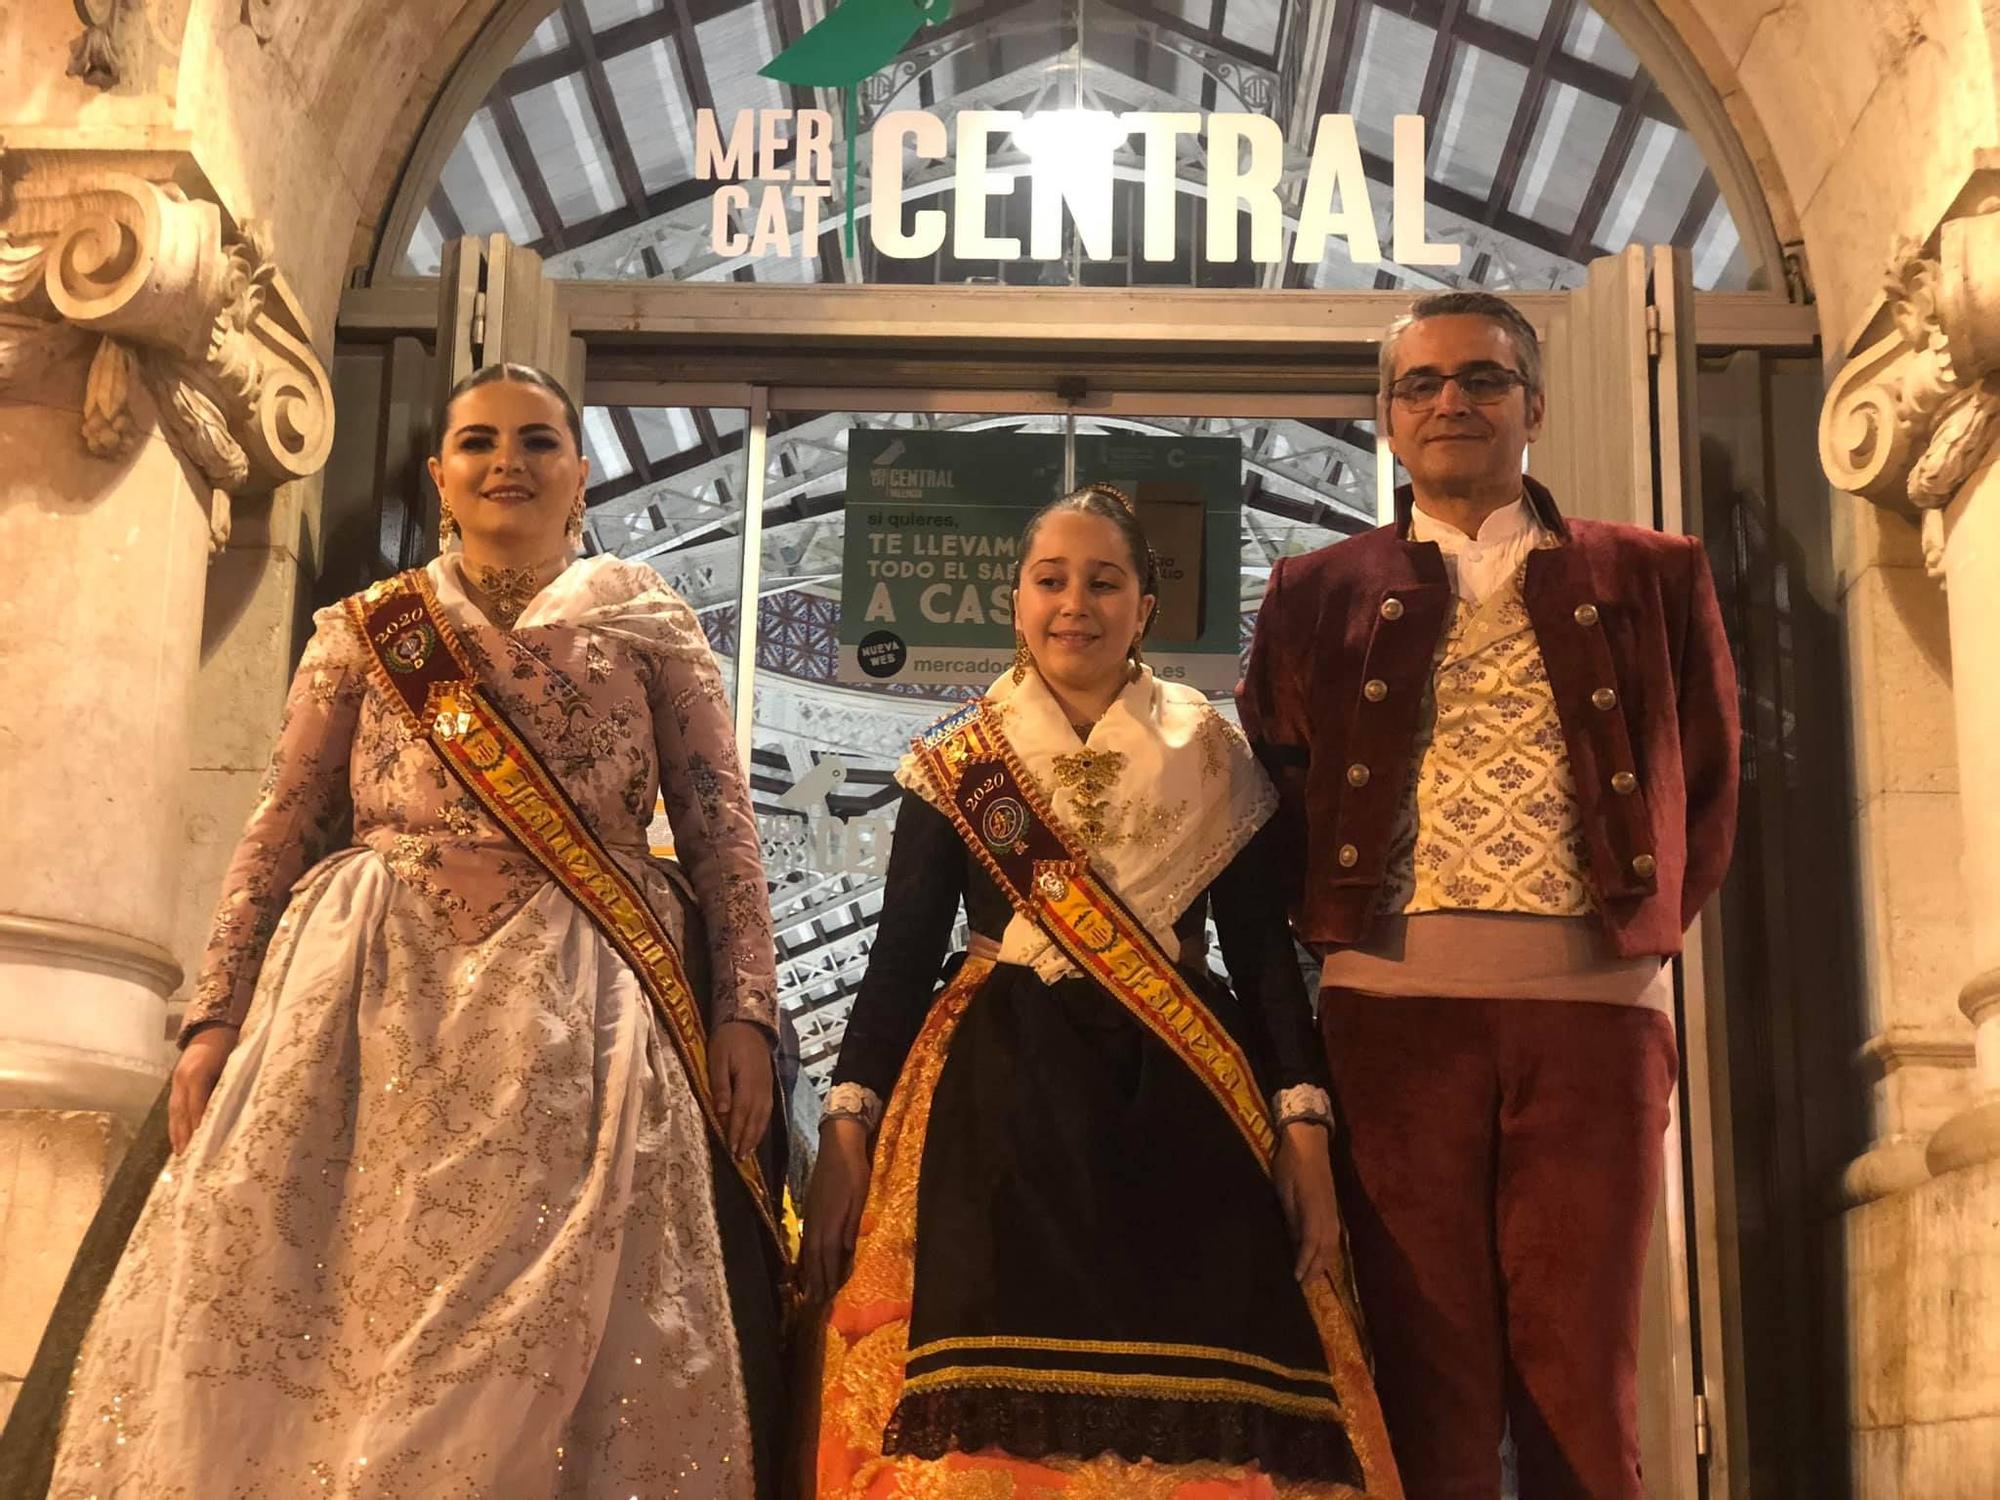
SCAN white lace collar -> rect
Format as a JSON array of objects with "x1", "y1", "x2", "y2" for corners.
[{"x1": 898, "y1": 665, "x2": 1275, "y2": 983}]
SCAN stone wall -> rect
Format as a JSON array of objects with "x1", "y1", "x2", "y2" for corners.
[
  {"x1": 1841, "y1": 1159, "x2": 2000, "y2": 1496},
  {"x1": 1643, "y1": 4, "x2": 2000, "y2": 1489},
  {"x1": 1812, "y1": 148, "x2": 2000, "y2": 1500},
  {"x1": 0, "y1": 1114, "x2": 132, "y2": 1427}
]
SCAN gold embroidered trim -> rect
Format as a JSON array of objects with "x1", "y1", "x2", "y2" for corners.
[
  {"x1": 905, "y1": 1335, "x2": 1338, "y2": 1391},
  {"x1": 899, "y1": 1366, "x2": 1345, "y2": 1422},
  {"x1": 818, "y1": 964, "x2": 989, "y2": 1497}
]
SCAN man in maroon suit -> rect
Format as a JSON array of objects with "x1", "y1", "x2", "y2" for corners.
[{"x1": 1238, "y1": 291, "x2": 1739, "y2": 1499}]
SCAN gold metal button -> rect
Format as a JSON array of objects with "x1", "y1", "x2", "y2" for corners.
[
  {"x1": 1363, "y1": 678, "x2": 1388, "y2": 702},
  {"x1": 1631, "y1": 853, "x2": 1657, "y2": 879},
  {"x1": 1574, "y1": 603, "x2": 1600, "y2": 627},
  {"x1": 1612, "y1": 771, "x2": 1638, "y2": 795},
  {"x1": 1591, "y1": 686, "x2": 1619, "y2": 711},
  {"x1": 1347, "y1": 764, "x2": 1371, "y2": 788},
  {"x1": 1379, "y1": 597, "x2": 1404, "y2": 621},
  {"x1": 1338, "y1": 844, "x2": 1359, "y2": 868}
]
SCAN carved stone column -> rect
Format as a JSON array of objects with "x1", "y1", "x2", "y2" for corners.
[
  {"x1": 1822, "y1": 205, "x2": 2000, "y2": 1180},
  {"x1": 0, "y1": 149, "x2": 333, "y2": 1123}
]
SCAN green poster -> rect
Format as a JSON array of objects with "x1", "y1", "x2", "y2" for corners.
[
  {"x1": 838, "y1": 429, "x2": 1065, "y2": 686},
  {"x1": 837, "y1": 428, "x2": 1244, "y2": 691}
]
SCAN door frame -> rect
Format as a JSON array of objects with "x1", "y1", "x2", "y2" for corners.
[{"x1": 336, "y1": 277, "x2": 1816, "y2": 393}]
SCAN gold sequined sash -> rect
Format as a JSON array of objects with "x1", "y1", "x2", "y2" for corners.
[
  {"x1": 912, "y1": 701, "x2": 1276, "y2": 1168},
  {"x1": 347, "y1": 569, "x2": 785, "y2": 1261}
]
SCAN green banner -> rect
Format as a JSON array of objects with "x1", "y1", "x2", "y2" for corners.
[{"x1": 837, "y1": 428, "x2": 1242, "y2": 690}]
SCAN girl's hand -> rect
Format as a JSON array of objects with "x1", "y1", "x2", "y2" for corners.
[
  {"x1": 709, "y1": 1019, "x2": 776, "y2": 1160},
  {"x1": 1274, "y1": 1120, "x2": 1345, "y2": 1288},
  {"x1": 169, "y1": 1025, "x2": 240, "y2": 1154},
  {"x1": 800, "y1": 1117, "x2": 872, "y2": 1303}
]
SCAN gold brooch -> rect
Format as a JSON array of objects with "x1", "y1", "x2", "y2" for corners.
[{"x1": 1050, "y1": 748, "x2": 1125, "y2": 847}]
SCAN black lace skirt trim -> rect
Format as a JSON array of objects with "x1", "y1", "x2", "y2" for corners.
[{"x1": 883, "y1": 1384, "x2": 1365, "y2": 1485}]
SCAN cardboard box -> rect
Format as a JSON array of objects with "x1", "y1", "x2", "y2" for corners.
[{"x1": 1131, "y1": 482, "x2": 1206, "y2": 643}]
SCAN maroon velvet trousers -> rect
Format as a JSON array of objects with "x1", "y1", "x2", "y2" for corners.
[{"x1": 1319, "y1": 990, "x2": 1678, "y2": 1500}]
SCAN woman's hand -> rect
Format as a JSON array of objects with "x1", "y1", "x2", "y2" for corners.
[
  {"x1": 709, "y1": 1019, "x2": 775, "y2": 1159},
  {"x1": 1274, "y1": 1120, "x2": 1345, "y2": 1288},
  {"x1": 800, "y1": 1117, "x2": 872, "y2": 1303},
  {"x1": 169, "y1": 1025, "x2": 240, "y2": 1154}
]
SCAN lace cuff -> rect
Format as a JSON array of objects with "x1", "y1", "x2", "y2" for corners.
[
  {"x1": 718, "y1": 977, "x2": 779, "y2": 1038},
  {"x1": 1272, "y1": 1084, "x2": 1333, "y2": 1130},
  {"x1": 823, "y1": 1082, "x2": 885, "y2": 1133}
]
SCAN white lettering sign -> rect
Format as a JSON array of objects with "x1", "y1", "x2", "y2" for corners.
[{"x1": 692, "y1": 108, "x2": 1460, "y2": 269}]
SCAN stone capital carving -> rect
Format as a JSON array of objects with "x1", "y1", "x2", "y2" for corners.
[
  {"x1": 1821, "y1": 206, "x2": 2000, "y2": 577},
  {"x1": 241, "y1": 0, "x2": 281, "y2": 44},
  {"x1": 0, "y1": 148, "x2": 334, "y2": 552}
]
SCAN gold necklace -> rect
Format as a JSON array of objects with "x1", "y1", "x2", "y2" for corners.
[{"x1": 471, "y1": 561, "x2": 550, "y2": 628}]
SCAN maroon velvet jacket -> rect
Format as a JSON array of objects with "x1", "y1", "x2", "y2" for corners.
[{"x1": 1236, "y1": 477, "x2": 1740, "y2": 961}]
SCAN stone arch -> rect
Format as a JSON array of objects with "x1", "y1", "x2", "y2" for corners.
[{"x1": 1638, "y1": 0, "x2": 2000, "y2": 342}]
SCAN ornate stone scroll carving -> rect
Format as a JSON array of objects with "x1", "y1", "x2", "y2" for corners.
[
  {"x1": 0, "y1": 152, "x2": 334, "y2": 552},
  {"x1": 1821, "y1": 206, "x2": 2000, "y2": 576},
  {"x1": 67, "y1": 0, "x2": 123, "y2": 90}
]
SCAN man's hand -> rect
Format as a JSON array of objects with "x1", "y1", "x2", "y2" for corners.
[
  {"x1": 708, "y1": 1019, "x2": 775, "y2": 1159},
  {"x1": 1274, "y1": 1120, "x2": 1345, "y2": 1288},
  {"x1": 800, "y1": 1117, "x2": 872, "y2": 1303},
  {"x1": 169, "y1": 1026, "x2": 240, "y2": 1154}
]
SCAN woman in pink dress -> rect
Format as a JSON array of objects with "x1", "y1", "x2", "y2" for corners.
[{"x1": 48, "y1": 364, "x2": 785, "y2": 1498}]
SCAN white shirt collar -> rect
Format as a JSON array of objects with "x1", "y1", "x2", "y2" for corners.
[{"x1": 1409, "y1": 495, "x2": 1538, "y2": 551}]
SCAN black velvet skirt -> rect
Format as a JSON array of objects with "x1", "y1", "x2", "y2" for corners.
[{"x1": 881, "y1": 961, "x2": 1365, "y2": 1485}]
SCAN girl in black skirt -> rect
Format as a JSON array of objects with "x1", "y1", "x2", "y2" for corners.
[{"x1": 802, "y1": 485, "x2": 1400, "y2": 1499}]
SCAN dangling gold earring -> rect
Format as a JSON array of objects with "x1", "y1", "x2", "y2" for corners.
[
  {"x1": 566, "y1": 495, "x2": 586, "y2": 548},
  {"x1": 438, "y1": 500, "x2": 460, "y2": 549},
  {"x1": 1012, "y1": 631, "x2": 1033, "y2": 684}
]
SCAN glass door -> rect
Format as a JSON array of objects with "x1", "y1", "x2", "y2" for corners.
[{"x1": 713, "y1": 389, "x2": 1381, "y2": 1093}]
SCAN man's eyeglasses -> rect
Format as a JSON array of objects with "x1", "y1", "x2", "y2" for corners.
[{"x1": 1386, "y1": 366, "x2": 1530, "y2": 410}]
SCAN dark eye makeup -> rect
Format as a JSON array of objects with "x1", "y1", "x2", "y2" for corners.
[{"x1": 451, "y1": 425, "x2": 567, "y2": 453}]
